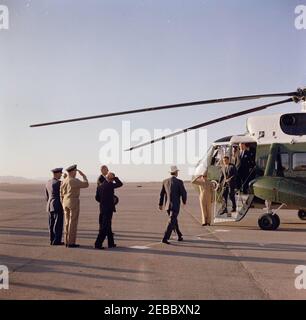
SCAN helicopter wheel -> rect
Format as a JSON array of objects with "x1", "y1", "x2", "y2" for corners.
[
  {"x1": 271, "y1": 214, "x2": 280, "y2": 230},
  {"x1": 257, "y1": 214, "x2": 273, "y2": 231},
  {"x1": 298, "y1": 210, "x2": 306, "y2": 221}
]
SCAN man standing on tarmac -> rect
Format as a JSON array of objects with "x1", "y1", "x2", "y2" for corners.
[
  {"x1": 60, "y1": 165, "x2": 89, "y2": 248},
  {"x1": 97, "y1": 165, "x2": 109, "y2": 187},
  {"x1": 94, "y1": 172, "x2": 123, "y2": 250},
  {"x1": 45, "y1": 168, "x2": 64, "y2": 246},
  {"x1": 159, "y1": 166, "x2": 187, "y2": 245}
]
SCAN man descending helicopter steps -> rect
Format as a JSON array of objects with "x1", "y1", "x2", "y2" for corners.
[{"x1": 219, "y1": 156, "x2": 237, "y2": 217}]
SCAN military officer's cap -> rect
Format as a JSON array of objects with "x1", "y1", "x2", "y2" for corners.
[
  {"x1": 51, "y1": 167, "x2": 63, "y2": 173},
  {"x1": 66, "y1": 164, "x2": 77, "y2": 172}
]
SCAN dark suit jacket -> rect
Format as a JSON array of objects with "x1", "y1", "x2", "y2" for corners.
[
  {"x1": 219, "y1": 164, "x2": 237, "y2": 188},
  {"x1": 95, "y1": 178, "x2": 123, "y2": 212},
  {"x1": 159, "y1": 176, "x2": 187, "y2": 213},
  {"x1": 45, "y1": 178, "x2": 63, "y2": 213},
  {"x1": 97, "y1": 175, "x2": 106, "y2": 187},
  {"x1": 237, "y1": 150, "x2": 254, "y2": 176}
]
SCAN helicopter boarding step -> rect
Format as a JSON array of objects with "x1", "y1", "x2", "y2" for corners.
[{"x1": 213, "y1": 193, "x2": 254, "y2": 224}]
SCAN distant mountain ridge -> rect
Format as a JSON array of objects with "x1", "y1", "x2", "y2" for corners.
[{"x1": 0, "y1": 176, "x2": 42, "y2": 184}]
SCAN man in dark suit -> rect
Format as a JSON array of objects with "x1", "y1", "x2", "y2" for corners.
[
  {"x1": 97, "y1": 165, "x2": 109, "y2": 187},
  {"x1": 219, "y1": 156, "x2": 237, "y2": 216},
  {"x1": 45, "y1": 168, "x2": 64, "y2": 245},
  {"x1": 94, "y1": 172, "x2": 123, "y2": 249},
  {"x1": 159, "y1": 166, "x2": 187, "y2": 245},
  {"x1": 237, "y1": 143, "x2": 254, "y2": 193}
]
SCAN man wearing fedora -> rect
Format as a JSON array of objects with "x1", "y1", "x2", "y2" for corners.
[{"x1": 159, "y1": 165, "x2": 187, "y2": 244}]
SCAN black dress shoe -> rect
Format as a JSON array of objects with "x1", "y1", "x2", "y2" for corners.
[
  {"x1": 108, "y1": 244, "x2": 117, "y2": 248},
  {"x1": 67, "y1": 244, "x2": 80, "y2": 248},
  {"x1": 162, "y1": 239, "x2": 171, "y2": 245},
  {"x1": 231, "y1": 208, "x2": 237, "y2": 213},
  {"x1": 178, "y1": 237, "x2": 183, "y2": 242},
  {"x1": 94, "y1": 246, "x2": 105, "y2": 250},
  {"x1": 53, "y1": 242, "x2": 65, "y2": 246},
  {"x1": 202, "y1": 223, "x2": 208, "y2": 226},
  {"x1": 219, "y1": 210, "x2": 228, "y2": 216}
]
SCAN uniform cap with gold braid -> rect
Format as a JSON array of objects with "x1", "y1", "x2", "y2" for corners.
[{"x1": 66, "y1": 164, "x2": 77, "y2": 172}]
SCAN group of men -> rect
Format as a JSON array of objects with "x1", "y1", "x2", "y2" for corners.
[
  {"x1": 46, "y1": 164, "x2": 188, "y2": 247},
  {"x1": 219, "y1": 143, "x2": 255, "y2": 216},
  {"x1": 45, "y1": 143, "x2": 254, "y2": 248},
  {"x1": 45, "y1": 165, "x2": 123, "y2": 249},
  {"x1": 45, "y1": 165, "x2": 89, "y2": 247}
]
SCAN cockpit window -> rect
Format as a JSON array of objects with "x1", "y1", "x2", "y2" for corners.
[{"x1": 211, "y1": 145, "x2": 231, "y2": 166}]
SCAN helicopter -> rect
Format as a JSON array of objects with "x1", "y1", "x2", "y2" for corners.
[{"x1": 30, "y1": 87, "x2": 306, "y2": 231}]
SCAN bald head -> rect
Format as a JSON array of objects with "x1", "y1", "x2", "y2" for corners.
[{"x1": 106, "y1": 172, "x2": 115, "y2": 182}]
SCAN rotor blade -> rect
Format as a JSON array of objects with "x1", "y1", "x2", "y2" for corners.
[
  {"x1": 125, "y1": 98, "x2": 293, "y2": 151},
  {"x1": 30, "y1": 91, "x2": 297, "y2": 128}
]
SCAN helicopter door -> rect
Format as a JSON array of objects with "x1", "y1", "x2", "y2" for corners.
[
  {"x1": 212, "y1": 141, "x2": 257, "y2": 223},
  {"x1": 207, "y1": 144, "x2": 231, "y2": 181}
]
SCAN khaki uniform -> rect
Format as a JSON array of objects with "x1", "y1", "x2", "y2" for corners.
[
  {"x1": 192, "y1": 177, "x2": 214, "y2": 225},
  {"x1": 60, "y1": 176, "x2": 89, "y2": 245}
]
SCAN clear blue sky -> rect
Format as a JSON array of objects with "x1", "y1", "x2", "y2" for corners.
[{"x1": 1, "y1": 0, "x2": 305, "y2": 181}]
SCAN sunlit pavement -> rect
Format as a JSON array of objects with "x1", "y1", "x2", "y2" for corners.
[{"x1": 1, "y1": 183, "x2": 306, "y2": 300}]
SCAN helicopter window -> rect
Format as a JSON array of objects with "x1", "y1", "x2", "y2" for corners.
[
  {"x1": 257, "y1": 156, "x2": 268, "y2": 170},
  {"x1": 275, "y1": 153, "x2": 289, "y2": 177},
  {"x1": 293, "y1": 153, "x2": 306, "y2": 171},
  {"x1": 210, "y1": 145, "x2": 230, "y2": 166},
  {"x1": 280, "y1": 153, "x2": 289, "y2": 171}
]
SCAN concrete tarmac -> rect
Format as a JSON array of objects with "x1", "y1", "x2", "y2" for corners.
[{"x1": 0, "y1": 183, "x2": 306, "y2": 300}]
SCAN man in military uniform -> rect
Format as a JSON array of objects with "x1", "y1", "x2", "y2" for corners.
[
  {"x1": 159, "y1": 166, "x2": 187, "y2": 245},
  {"x1": 192, "y1": 171, "x2": 215, "y2": 226},
  {"x1": 60, "y1": 165, "x2": 89, "y2": 248},
  {"x1": 45, "y1": 168, "x2": 64, "y2": 245}
]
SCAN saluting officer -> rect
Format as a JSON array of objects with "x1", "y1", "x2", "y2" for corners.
[
  {"x1": 45, "y1": 168, "x2": 64, "y2": 245},
  {"x1": 60, "y1": 165, "x2": 89, "y2": 248},
  {"x1": 192, "y1": 171, "x2": 215, "y2": 226}
]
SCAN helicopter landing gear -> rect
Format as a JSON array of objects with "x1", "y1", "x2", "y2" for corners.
[
  {"x1": 298, "y1": 210, "x2": 306, "y2": 220},
  {"x1": 258, "y1": 213, "x2": 280, "y2": 231}
]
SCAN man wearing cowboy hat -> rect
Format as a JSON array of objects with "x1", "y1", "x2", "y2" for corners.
[{"x1": 159, "y1": 165, "x2": 187, "y2": 244}]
